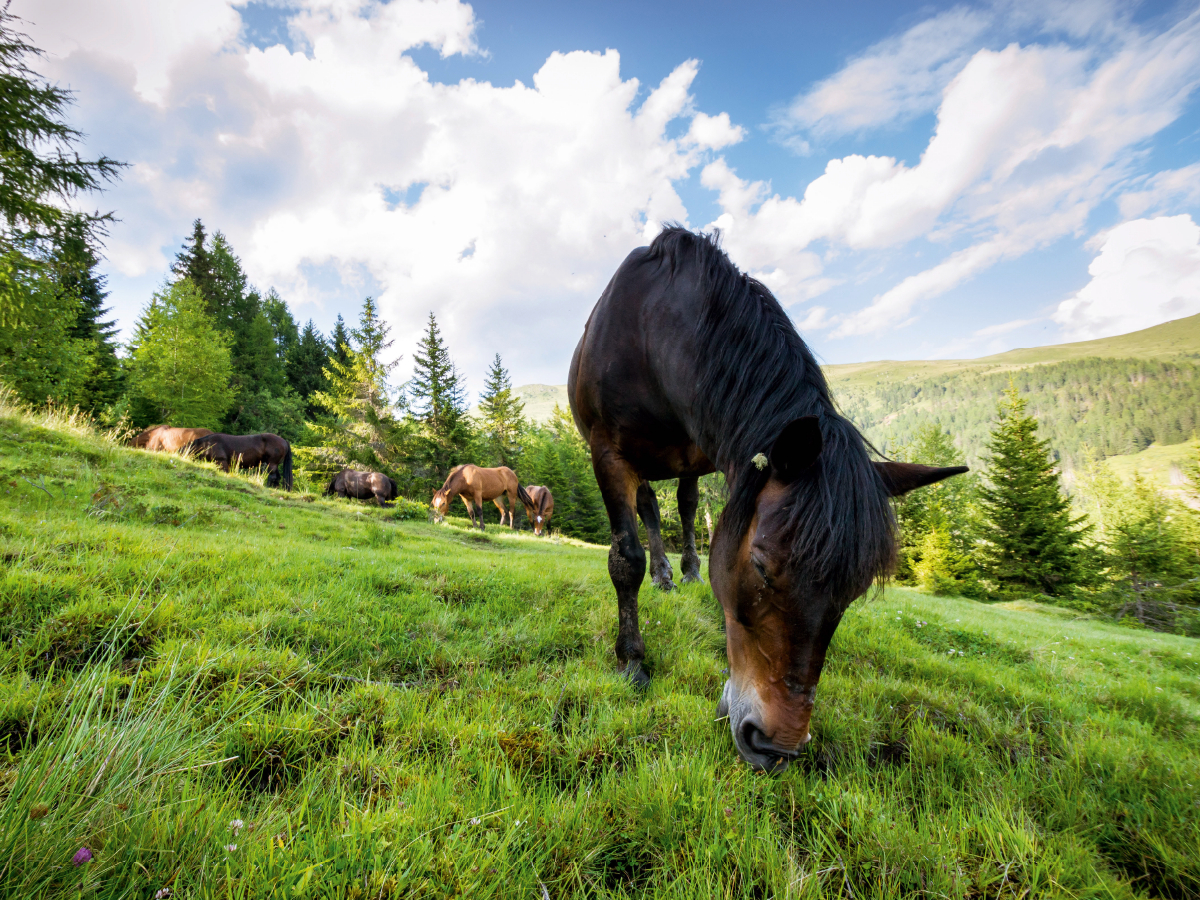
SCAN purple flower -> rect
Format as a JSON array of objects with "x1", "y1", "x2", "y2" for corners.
[{"x1": 72, "y1": 846, "x2": 93, "y2": 866}]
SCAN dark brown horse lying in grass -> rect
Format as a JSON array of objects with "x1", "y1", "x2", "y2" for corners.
[
  {"x1": 431, "y1": 465, "x2": 534, "y2": 530},
  {"x1": 520, "y1": 485, "x2": 554, "y2": 536},
  {"x1": 326, "y1": 469, "x2": 398, "y2": 507},
  {"x1": 186, "y1": 433, "x2": 293, "y2": 491},
  {"x1": 133, "y1": 425, "x2": 214, "y2": 452},
  {"x1": 569, "y1": 226, "x2": 966, "y2": 771}
]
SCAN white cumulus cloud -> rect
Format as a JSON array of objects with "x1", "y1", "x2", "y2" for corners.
[
  {"x1": 1054, "y1": 215, "x2": 1200, "y2": 340},
  {"x1": 708, "y1": 6, "x2": 1200, "y2": 338},
  {"x1": 20, "y1": 0, "x2": 738, "y2": 385}
]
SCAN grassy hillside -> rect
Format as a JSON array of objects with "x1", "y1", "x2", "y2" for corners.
[
  {"x1": 822, "y1": 311, "x2": 1200, "y2": 388},
  {"x1": 514, "y1": 384, "x2": 571, "y2": 424},
  {"x1": 1, "y1": 399, "x2": 1197, "y2": 898}
]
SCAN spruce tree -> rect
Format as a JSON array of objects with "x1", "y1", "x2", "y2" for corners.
[
  {"x1": 287, "y1": 320, "x2": 331, "y2": 417},
  {"x1": 478, "y1": 353, "x2": 526, "y2": 468},
  {"x1": 894, "y1": 422, "x2": 976, "y2": 587},
  {"x1": 170, "y1": 220, "x2": 215, "y2": 308},
  {"x1": 263, "y1": 288, "x2": 298, "y2": 359},
  {"x1": 977, "y1": 385, "x2": 1087, "y2": 595},
  {"x1": 0, "y1": 11, "x2": 122, "y2": 325},
  {"x1": 330, "y1": 315, "x2": 352, "y2": 368},
  {"x1": 311, "y1": 297, "x2": 404, "y2": 473},
  {"x1": 52, "y1": 215, "x2": 122, "y2": 411},
  {"x1": 409, "y1": 312, "x2": 472, "y2": 484}
]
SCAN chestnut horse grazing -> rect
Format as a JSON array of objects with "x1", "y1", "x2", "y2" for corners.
[
  {"x1": 520, "y1": 485, "x2": 554, "y2": 536},
  {"x1": 431, "y1": 465, "x2": 534, "y2": 530},
  {"x1": 133, "y1": 425, "x2": 214, "y2": 452},
  {"x1": 186, "y1": 432, "x2": 293, "y2": 490},
  {"x1": 326, "y1": 469, "x2": 398, "y2": 507},
  {"x1": 569, "y1": 227, "x2": 966, "y2": 771}
]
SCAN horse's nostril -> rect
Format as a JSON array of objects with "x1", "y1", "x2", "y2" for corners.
[
  {"x1": 741, "y1": 720, "x2": 799, "y2": 762},
  {"x1": 741, "y1": 721, "x2": 772, "y2": 755}
]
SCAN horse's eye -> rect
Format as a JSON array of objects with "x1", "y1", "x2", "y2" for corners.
[{"x1": 752, "y1": 555, "x2": 771, "y2": 585}]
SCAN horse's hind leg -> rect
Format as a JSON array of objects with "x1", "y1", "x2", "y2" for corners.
[
  {"x1": 593, "y1": 442, "x2": 649, "y2": 686},
  {"x1": 677, "y1": 475, "x2": 703, "y2": 584},
  {"x1": 266, "y1": 464, "x2": 279, "y2": 488},
  {"x1": 637, "y1": 481, "x2": 676, "y2": 591},
  {"x1": 493, "y1": 497, "x2": 509, "y2": 527}
]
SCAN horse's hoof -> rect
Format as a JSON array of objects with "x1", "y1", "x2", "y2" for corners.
[
  {"x1": 680, "y1": 573, "x2": 704, "y2": 585},
  {"x1": 652, "y1": 577, "x2": 677, "y2": 592},
  {"x1": 623, "y1": 661, "x2": 651, "y2": 689}
]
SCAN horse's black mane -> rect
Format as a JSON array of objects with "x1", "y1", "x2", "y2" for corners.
[{"x1": 645, "y1": 225, "x2": 896, "y2": 597}]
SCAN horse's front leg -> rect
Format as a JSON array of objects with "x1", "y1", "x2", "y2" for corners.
[
  {"x1": 459, "y1": 494, "x2": 476, "y2": 527},
  {"x1": 677, "y1": 475, "x2": 703, "y2": 584},
  {"x1": 637, "y1": 481, "x2": 676, "y2": 591},
  {"x1": 474, "y1": 488, "x2": 486, "y2": 530},
  {"x1": 593, "y1": 441, "x2": 650, "y2": 686},
  {"x1": 266, "y1": 464, "x2": 279, "y2": 488}
]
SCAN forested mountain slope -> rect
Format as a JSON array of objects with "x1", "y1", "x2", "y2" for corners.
[{"x1": 519, "y1": 314, "x2": 1200, "y2": 470}]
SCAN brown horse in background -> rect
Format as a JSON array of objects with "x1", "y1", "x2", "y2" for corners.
[
  {"x1": 133, "y1": 425, "x2": 214, "y2": 452},
  {"x1": 569, "y1": 226, "x2": 966, "y2": 771},
  {"x1": 431, "y1": 465, "x2": 534, "y2": 530},
  {"x1": 520, "y1": 485, "x2": 554, "y2": 536},
  {"x1": 186, "y1": 432, "x2": 293, "y2": 490}
]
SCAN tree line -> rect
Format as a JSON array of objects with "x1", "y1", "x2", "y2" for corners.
[
  {"x1": 839, "y1": 356, "x2": 1200, "y2": 468},
  {"x1": 893, "y1": 385, "x2": 1200, "y2": 635}
]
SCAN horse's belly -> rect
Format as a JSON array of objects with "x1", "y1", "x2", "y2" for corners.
[{"x1": 617, "y1": 434, "x2": 714, "y2": 481}]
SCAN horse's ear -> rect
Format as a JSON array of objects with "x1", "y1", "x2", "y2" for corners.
[
  {"x1": 874, "y1": 461, "x2": 969, "y2": 497},
  {"x1": 768, "y1": 416, "x2": 823, "y2": 483}
]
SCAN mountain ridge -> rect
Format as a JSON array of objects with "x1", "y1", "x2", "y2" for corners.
[{"x1": 514, "y1": 312, "x2": 1200, "y2": 423}]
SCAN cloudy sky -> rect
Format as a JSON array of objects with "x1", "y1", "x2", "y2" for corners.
[{"x1": 21, "y1": 0, "x2": 1200, "y2": 392}]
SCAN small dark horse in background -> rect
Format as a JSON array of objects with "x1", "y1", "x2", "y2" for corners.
[
  {"x1": 569, "y1": 226, "x2": 966, "y2": 771},
  {"x1": 520, "y1": 485, "x2": 554, "y2": 536},
  {"x1": 186, "y1": 432, "x2": 293, "y2": 490},
  {"x1": 326, "y1": 469, "x2": 398, "y2": 507},
  {"x1": 431, "y1": 465, "x2": 534, "y2": 530}
]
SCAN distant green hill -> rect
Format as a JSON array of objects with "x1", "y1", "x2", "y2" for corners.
[
  {"x1": 823, "y1": 311, "x2": 1200, "y2": 388},
  {"x1": 518, "y1": 314, "x2": 1200, "y2": 477}
]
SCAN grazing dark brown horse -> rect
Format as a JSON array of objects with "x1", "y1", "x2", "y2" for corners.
[
  {"x1": 568, "y1": 226, "x2": 966, "y2": 771},
  {"x1": 186, "y1": 432, "x2": 293, "y2": 490},
  {"x1": 520, "y1": 485, "x2": 554, "y2": 536},
  {"x1": 326, "y1": 469, "x2": 398, "y2": 507},
  {"x1": 431, "y1": 465, "x2": 534, "y2": 530},
  {"x1": 133, "y1": 425, "x2": 214, "y2": 452}
]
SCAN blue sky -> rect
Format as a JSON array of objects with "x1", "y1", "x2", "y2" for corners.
[{"x1": 23, "y1": 0, "x2": 1200, "y2": 391}]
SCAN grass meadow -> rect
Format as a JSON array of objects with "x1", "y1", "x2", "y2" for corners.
[{"x1": 0, "y1": 398, "x2": 1197, "y2": 899}]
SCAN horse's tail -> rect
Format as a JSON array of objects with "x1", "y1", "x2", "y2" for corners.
[
  {"x1": 516, "y1": 484, "x2": 535, "y2": 509},
  {"x1": 280, "y1": 442, "x2": 294, "y2": 491},
  {"x1": 389, "y1": 477, "x2": 398, "y2": 499}
]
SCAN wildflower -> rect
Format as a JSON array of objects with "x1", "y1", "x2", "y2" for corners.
[
  {"x1": 72, "y1": 846, "x2": 93, "y2": 866},
  {"x1": 155, "y1": 890, "x2": 171, "y2": 899},
  {"x1": 470, "y1": 818, "x2": 481, "y2": 825},
  {"x1": 29, "y1": 803, "x2": 49, "y2": 820},
  {"x1": 230, "y1": 818, "x2": 244, "y2": 835},
  {"x1": 225, "y1": 843, "x2": 237, "y2": 852}
]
